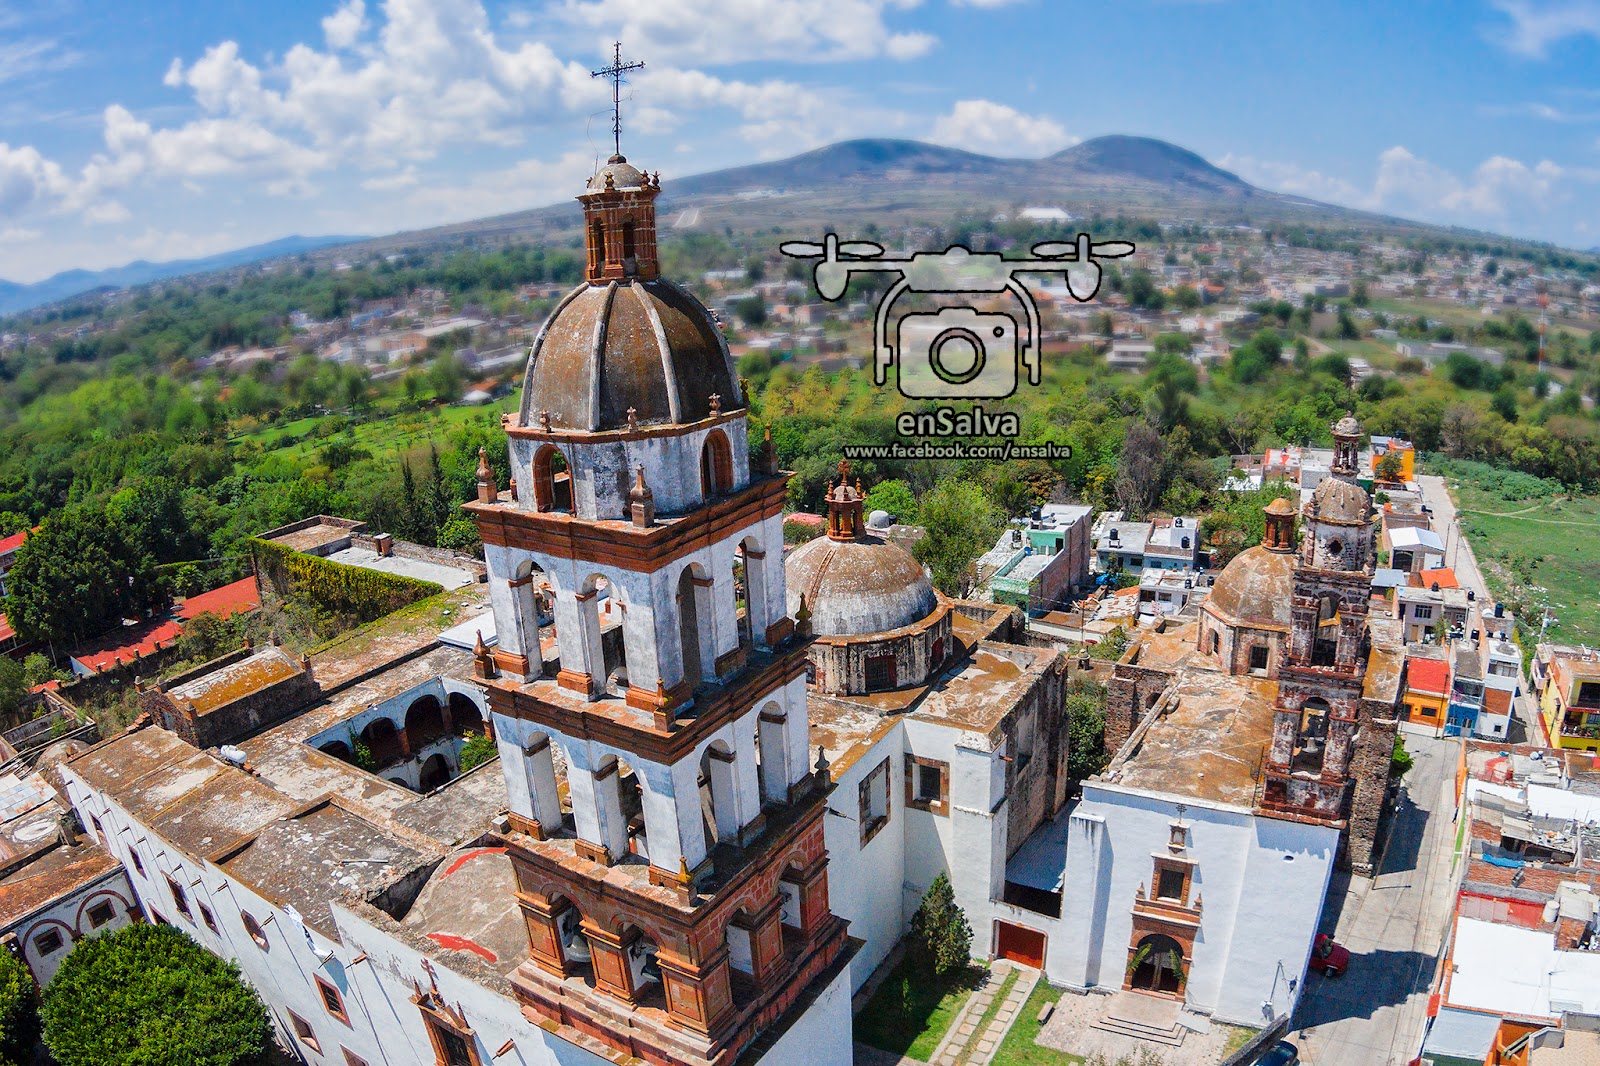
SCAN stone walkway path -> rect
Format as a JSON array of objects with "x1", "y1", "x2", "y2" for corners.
[{"x1": 927, "y1": 960, "x2": 1040, "y2": 1066}]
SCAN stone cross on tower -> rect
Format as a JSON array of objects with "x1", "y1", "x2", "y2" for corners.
[{"x1": 591, "y1": 42, "x2": 644, "y2": 161}]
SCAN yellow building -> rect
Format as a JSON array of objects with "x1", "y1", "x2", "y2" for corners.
[
  {"x1": 1371, "y1": 435, "x2": 1415, "y2": 483},
  {"x1": 1402, "y1": 651, "x2": 1451, "y2": 734},
  {"x1": 1534, "y1": 645, "x2": 1600, "y2": 752}
]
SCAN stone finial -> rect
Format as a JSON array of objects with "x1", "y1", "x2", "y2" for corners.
[
  {"x1": 509, "y1": 477, "x2": 518, "y2": 502},
  {"x1": 795, "y1": 593, "x2": 813, "y2": 638},
  {"x1": 473, "y1": 630, "x2": 497, "y2": 679},
  {"x1": 476, "y1": 445, "x2": 498, "y2": 504},
  {"x1": 678, "y1": 855, "x2": 691, "y2": 884},
  {"x1": 709, "y1": 393, "x2": 721, "y2": 416},
  {"x1": 762, "y1": 424, "x2": 777, "y2": 475},
  {"x1": 814, "y1": 744, "x2": 830, "y2": 775},
  {"x1": 539, "y1": 410, "x2": 552, "y2": 432},
  {"x1": 604, "y1": 170, "x2": 616, "y2": 190},
  {"x1": 629, "y1": 465, "x2": 656, "y2": 528},
  {"x1": 626, "y1": 406, "x2": 638, "y2": 432}
]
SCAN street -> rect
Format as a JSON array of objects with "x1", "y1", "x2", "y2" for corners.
[{"x1": 1289, "y1": 733, "x2": 1460, "y2": 1066}]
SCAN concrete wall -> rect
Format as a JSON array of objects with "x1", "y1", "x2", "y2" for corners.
[{"x1": 747, "y1": 954, "x2": 853, "y2": 1066}]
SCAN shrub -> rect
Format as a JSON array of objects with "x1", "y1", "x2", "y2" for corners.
[
  {"x1": 41, "y1": 923, "x2": 271, "y2": 1066},
  {"x1": 458, "y1": 730, "x2": 498, "y2": 773},
  {"x1": 909, "y1": 873, "x2": 972, "y2": 978},
  {"x1": 1391, "y1": 735, "x2": 1414, "y2": 778}
]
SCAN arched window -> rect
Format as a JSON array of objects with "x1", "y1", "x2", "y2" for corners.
[
  {"x1": 448, "y1": 691, "x2": 484, "y2": 737},
  {"x1": 621, "y1": 221, "x2": 636, "y2": 261},
  {"x1": 589, "y1": 219, "x2": 605, "y2": 274},
  {"x1": 533, "y1": 445, "x2": 572, "y2": 513},
  {"x1": 700, "y1": 430, "x2": 733, "y2": 498},
  {"x1": 699, "y1": 742, "x2": 738, "y2": 849},
  {"x1": 678, "y1": 567, "x2": 705, "y2": 687},
  {"x1": 242, "y1": 912, "x2": 270, "y2": 951}
]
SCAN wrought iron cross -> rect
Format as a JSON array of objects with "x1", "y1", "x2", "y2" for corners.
[{"x1": 591, "y1": 42, "x2": 644, "y2": 159}]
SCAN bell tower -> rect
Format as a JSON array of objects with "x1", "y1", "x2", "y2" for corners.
[
  {"x1": 464, "y1": 58, "x2": 851, "y2": 1065},
  {"x1": 1261, "y1": 415, "x2": 1377, "y2": 832}
]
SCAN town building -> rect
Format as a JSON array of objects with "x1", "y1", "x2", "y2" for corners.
[
  {"x1": 1401, "y1": 646, "x2": 1451, "y2": 736},
  {"x1": 1533, "y1": 645, "x2": 1600, "y2": 754},
  {"x1": 982, "y1": 504, "x2": 1093, "y2": 617},
  {"x1": 1420, "y1": 743, "x2": 1600, "y2": 1066},
  {"x1": 1093, "y1": 514, "x2": 1200, "y2": 576}
]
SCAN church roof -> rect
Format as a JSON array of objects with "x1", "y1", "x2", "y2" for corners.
[
  {"x1": 785, "y1": 534, "x2": 938, "y2": 638},
  {"x1": 1203, "y1": 545, "x2": 1295, "y2": 632},
  {"x1": 585, "y1": 155, "x2": 648, "y2": 193},
  {"x1": 519, "y1": 278, "x2": 739, "y2": 432},
  {"x1": 1309, "y1": 476, "x2": 1371, "y2": 524}
]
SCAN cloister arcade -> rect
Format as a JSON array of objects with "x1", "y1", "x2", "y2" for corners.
[{"x1": 310, "y1": 681, "x2": 490, "y2": 794}]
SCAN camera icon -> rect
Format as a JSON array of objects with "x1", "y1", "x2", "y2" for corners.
[
  {"x1": 896, "y1": 307, "x2": 1019, "y2": 399},
  {"x1": 779, "y1": 233, "x2": 1134, "y2": 402}
]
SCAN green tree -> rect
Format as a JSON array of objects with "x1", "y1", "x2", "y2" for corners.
[
  {"x1": 41, "y1": 923, "x2": 271, "y2": 1066},
  {"x1": 0, "y1": 658, "x2": 26, "y2": 719},
  {"x1": 0, "y1": 947, "x2": 39, "y2": 1066},
  {"x1": 908, "y1": 873, "x2": 972, "y2": 978},
  {"x1": 1064, "y1": 676, "x2": 1110, "y2": 784},
  {"x1": 912, "y1": 481, "x2": 1004, "y2": 595},
  {"x1": 1374, "y1": 451, "x2": 1405, "y2": 484},
  {"x1": 3, "y1": 508, "x2": 163, "y2": 648},
  {"x1": 458, "y1": 730, "x2": 498, "y2": 773},
  {"x1": 864, "y1": 480, "x2": 918, "y2": 524},
  {"x1": 436, "y1": 516, "x2": 482, "y2": 554}
]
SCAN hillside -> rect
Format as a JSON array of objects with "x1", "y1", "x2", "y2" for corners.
[{"x1": 0, "y1": 234, "x2": 364, "y2": 316}]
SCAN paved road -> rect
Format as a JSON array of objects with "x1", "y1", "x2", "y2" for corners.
[
  {"x1": 1289, "y1": 734, "x2": 1460, "y2": 1066},
  {"x1": 1416, "y1": 474, "x2": 1545, "y2": 744}
]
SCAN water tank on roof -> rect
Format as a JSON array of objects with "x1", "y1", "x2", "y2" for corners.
[{"x1": 867, "y1": 510, "x2": 893, "y2": 529}]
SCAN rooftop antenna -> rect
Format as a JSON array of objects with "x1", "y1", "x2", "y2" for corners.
[{"x1": 591, "y1": 42, "x2": 644, "y2": 161}]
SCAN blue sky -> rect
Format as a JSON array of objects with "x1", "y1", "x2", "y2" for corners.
[{"x1": 2, "y1": 0, "x2": 1599, "y2": 282}]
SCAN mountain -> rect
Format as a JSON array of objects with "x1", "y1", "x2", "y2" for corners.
[
  {"x1": 0, "y1": 234, "x2": 365, "y2": 316},
  {"x1": 356, "y1": 134, "x2": 1425, "y2": 258}
]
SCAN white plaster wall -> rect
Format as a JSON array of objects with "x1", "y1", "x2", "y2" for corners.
[
  {"x1": 822, "y1": 724, "x2": 908, "y2": 991},
  {"x1": 9, "y1": 867, "x2": 138, "y2": 987},
  {"x1": 752, "y1": 952, "x2": 854, "y2": 1066},
  {"x1": 1056, "y1": 783, "x2": 1335, "y2": 1025}
]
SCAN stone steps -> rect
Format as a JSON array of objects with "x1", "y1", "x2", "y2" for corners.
[{"x1": 1089, "y1": 1013, "x2": 1188, "y2": 1047}]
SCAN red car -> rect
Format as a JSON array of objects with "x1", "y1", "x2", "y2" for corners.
[{"x1": 1314, "y1": 933, "x2": 1350, "y2": 977}]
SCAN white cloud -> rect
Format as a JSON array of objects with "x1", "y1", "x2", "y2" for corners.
[
  {"x1": 0, "y1": 226, "x2": 41, "y2": 244},
  {"x1": 83, "y1": 201, "x2": 131, "y2": 225},
  {"x1": 0, "y1": 37, "x2": 79, "y2": 85},
  {"x1": 1489, "y1": 0, "x2": 1600, "y2": 57},
  {"x1": 0, "y1": 142, "x2": 71, "y2": 216},
  {"x1": 928, "y1": 99, "x2": 1072, "y2": 156},
  {"x1": 560, "y1": 0, "x2": 938, "y2": 63},
  {"x1": 322, "y1": 0, "x2": 367, "y2": 48},
  {"x1": 1221, "y1": 145, "x2": 1600, "y2": 236}
]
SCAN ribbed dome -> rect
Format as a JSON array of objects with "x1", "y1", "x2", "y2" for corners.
[
  {"x1": 786, "y1": 534, "x2": 937, "y2": 637},
  {"x1": 587, "y1": 155, "x2": 648, "y2": 192},
  {"x1": 1310, "y1": 477, "x2": 1370, "y2": 524},
  {"x1": 1203, "y1": 545, "x2": 1294, "y2": 632},
  {"x1": 520, "y1": 279, "x2": 739, "y2": 431},
  {"x1": 1334, "y1": 414, "x2": 1362, "y2": 437}
]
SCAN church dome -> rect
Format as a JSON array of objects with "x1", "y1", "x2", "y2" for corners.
[
  {"x1": 785, "y1": 534, "x2": 938, "y2": 637},
  {"x1": 587, "y1": 155, "x2": 648, "y2": 192},
  {"x1": 1203, "y1": 545, "x2": 1294, "y2": 631},
  {"x1": 1309, "y1": 477, "x2": 1370, "y2": 524},
  {"x1": 520, "y1": 279, "x2": 739, "y2": 432},
  {"x1": 1333, "y1": 413, "x2": 1362, "y2": 437}
]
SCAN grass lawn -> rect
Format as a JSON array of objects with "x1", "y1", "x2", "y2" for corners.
[
  {"x1": 990, "y1": 981, "x2": 1081, "y2": 1066},
  {"x1": 854, "y1": 958, "x2": 984, "y2": 1062},
  {"x1": 1433, "y1": 457, "x2": 1600, "y2": 645}
]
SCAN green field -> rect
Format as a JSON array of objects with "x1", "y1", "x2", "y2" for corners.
[
  {"x1": 1436, "y1": 457, "x2": 1600, "y2": 645},
  {"x1": 237, "y1": 389, "x2": 520, "y2": 464}
]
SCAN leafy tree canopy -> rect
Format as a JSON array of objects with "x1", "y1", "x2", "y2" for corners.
[{"x1": 41, "y1": 923, "x2": 271, "y2": 1066}]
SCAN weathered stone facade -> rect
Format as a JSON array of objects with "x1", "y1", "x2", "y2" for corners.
[{"x1": 141, "y1": 645, "x2": 318, "y2": 750}]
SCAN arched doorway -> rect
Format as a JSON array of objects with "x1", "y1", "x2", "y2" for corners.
[
  {"x1": 405, "y1": 695, "x2": 446, "y2": 749},
  {"x1": 318, "y1": 740, "x2": 352, "y2": 761},
  {"x1": 1127, "y1": 933, "x2": 1186, "y2": 995},
  {"x1": 448, "y1": 692, "x2": 484, "y2": 737},
  {"x1": 1294, "y1": 697, "x2": 1330, "y2": 774},
  {"x1": 418, "y1": 753, "x2": 452, "y2": 792},
  {"x1": 361, "y1": 718, "x2": 403, "y2": 768}
]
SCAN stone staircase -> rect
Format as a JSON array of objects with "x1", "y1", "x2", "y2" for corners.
[{"x1": 1089, "y1": 991, "x2": 1187, "y2": 1047}]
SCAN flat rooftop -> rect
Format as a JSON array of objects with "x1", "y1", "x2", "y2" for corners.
[
  {"x1": 0, "y1": 842, "x2": 121, "y2": 928},
  {"x1": 168, "y1": 646, "x2": 301, "y2": 715},
  {"x1": 261, "y1": 519, "x2": 363, "y2": 555},
  {"x1": 324, "y1": 545, "x2": 477, "y2": 590},
  {"x1": 399, "y1": 846, "x2": 529, "y2": 977},
  {"x1": 1103, "y1": 659, "x2": 1278, "y2": 808}
]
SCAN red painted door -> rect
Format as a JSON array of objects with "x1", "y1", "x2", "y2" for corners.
[{"x1": 995, "y1": 922, "x2": 1046, "y2": 968}]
